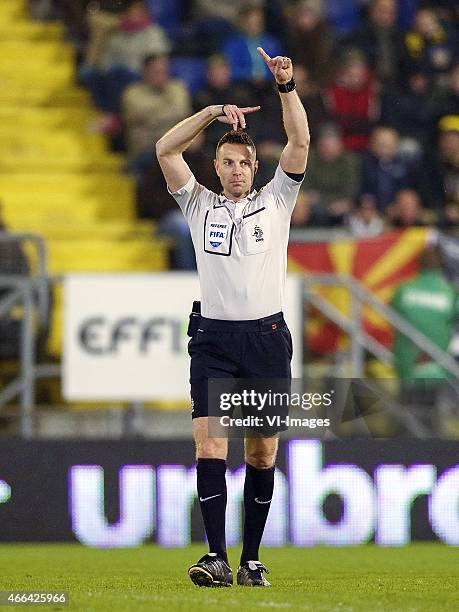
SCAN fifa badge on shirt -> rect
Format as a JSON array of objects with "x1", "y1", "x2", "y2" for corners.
[{"x1": 208, "y1": 222, "x2": 229, "y2": 248}]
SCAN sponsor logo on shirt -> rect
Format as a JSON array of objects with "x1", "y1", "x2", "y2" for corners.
[{"x1": 253, "y1": 225, "x2": 264, "y2": 242}]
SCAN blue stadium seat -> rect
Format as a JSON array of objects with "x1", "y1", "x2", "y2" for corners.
[
  {"x1": 169, "y1": 57, "x2": 207, "y2": 95},
  {"x1": 146, "y1": 0, "x2": 182, "y2": 36}
]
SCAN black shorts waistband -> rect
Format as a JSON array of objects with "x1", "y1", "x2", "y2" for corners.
[{"x1": 199, "y1": 312, "x2": 285, "y2": 333}]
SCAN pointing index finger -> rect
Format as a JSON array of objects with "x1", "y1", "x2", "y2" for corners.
[
  {"x1": 240, "y1": 106, "x2": 261, "y2": 114},
  {"x1": 257, "y1": 47, "x2": 271, "y2": 63}
]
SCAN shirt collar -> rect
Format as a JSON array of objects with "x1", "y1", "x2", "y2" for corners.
[{"x1": 217, "y1": 189, "x2": 257, "y2": 205}]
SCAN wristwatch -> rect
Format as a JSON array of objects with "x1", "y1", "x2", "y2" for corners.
[{"x1": 277, "y1": 78, "x2": 296, "y2": 93}]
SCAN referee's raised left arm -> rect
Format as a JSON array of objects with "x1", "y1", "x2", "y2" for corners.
[
  {"x1": 156, "y1": 104, "x2": 260, "y2": 193},
  {"x1": 258, "y1": 47, "x2": 310, "y2": 175}
]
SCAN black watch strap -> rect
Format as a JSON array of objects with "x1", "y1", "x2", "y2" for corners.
[{"x1": 277, "y1": 78, "x2": 296, "y2": 93}]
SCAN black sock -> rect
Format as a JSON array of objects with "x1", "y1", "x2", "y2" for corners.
[
  {"x1": 241, "y1": 463, "x2": 275, "y2": 564},
  {"x1": 196, "y1": 458, "x2": 228, "y2": 564}
]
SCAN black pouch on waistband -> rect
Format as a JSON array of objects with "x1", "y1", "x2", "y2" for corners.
[{"x1": 187, "y1": 300, "x2": 201, "y2": 337}]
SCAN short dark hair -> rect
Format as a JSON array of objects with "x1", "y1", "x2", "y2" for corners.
[
  {"x1": 143, "y1": 53, "x2": 167, "y2": 69},
  {"x1": 216, "y1": 130, "x2": 256, "y2": 157}
]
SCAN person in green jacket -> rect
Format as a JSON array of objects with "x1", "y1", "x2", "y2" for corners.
[{"x1": 391, "y1": 247, "x2": 457, "y2": 394}]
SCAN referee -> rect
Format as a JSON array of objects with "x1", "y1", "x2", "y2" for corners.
[{"x1": 156, "y1": 47, "x2": 309, "y2": 587}]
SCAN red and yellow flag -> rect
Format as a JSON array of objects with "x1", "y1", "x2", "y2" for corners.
[{"x1": 288, "y1": 228, "x2": 428, "y2": 354}]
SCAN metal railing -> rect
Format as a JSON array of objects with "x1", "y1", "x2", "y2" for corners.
[
  {"x1": 1, "y1": 242, "x2": 459, "y2": 437},
  {"x1": 0, "y1": 233, "x2": 51, "y2": 436},
  {"x1": 303, "y1": 273, "x2": 459, "y2": 382},
  {"x1": 0, "y1": 232, "x2": 50, "y2": 336},
  {"x1": 303, "y1": 273, "x2": 459, "y2": 437},
  {"x1": 0, "y1": 277, "x2": 35, "y2": 436}
]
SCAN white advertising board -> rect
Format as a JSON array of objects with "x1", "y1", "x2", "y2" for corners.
[{"x1": 63, "y1": 273, "x2": 303, "y2": 401}]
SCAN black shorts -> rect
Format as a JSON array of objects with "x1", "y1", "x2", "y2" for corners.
[{"x1": 188, "y1": 312, "x2": 292, "y2": 431}]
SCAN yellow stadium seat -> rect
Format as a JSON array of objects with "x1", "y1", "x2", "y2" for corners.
[
  {"x1": 0, "y1": 108, "x2": 98, "y2": 129},
  {"x1": 0, "y1": 134, "x2": 107, "y2": 157},
  {"x1": 2, "y1": 203, "x2": 101, "y2": 227},
  {"x1": 0, "y1": 22, "x2": 64, "y2": 42},
  {"x1": 0, "y1": 0, "x2": 175, "y2": 389},
  {"x1": 0, "y1": 41, "x2": 73, "y2": 62},
  {"x1": 6, "y1": 221, "x2": 156, "y2": 241},
  {"x1": 0, "y1": 174, "x2": 134, "y2": 200},
  {"x1": 0, "y1": 87, "x2": 90, "y2": 106},
  {"x1": 47, "y1": 239, "x2": 170, "y2": 274},
  {"x1": 0, "y1": 156, "x2": 123, "y2": 173},
  {"x1": 0, "y1": 0, "x2": 27, "y2": 21}
]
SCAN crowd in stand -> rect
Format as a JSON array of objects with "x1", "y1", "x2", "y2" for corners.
[{"x1": 29, "y1": 0, "x2": 459, "y2": 269}]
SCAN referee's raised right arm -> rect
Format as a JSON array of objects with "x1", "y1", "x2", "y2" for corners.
[{"x1": 156, "y1": 104, "x2": 260, "y2": 192}]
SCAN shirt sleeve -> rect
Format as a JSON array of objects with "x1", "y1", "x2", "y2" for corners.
[
  {"x1": 263, "y1": 164, "x2": 304, "y2": 215},
  {"x1": 168, "y1": 175, "x2": 212, "y2": 222}
]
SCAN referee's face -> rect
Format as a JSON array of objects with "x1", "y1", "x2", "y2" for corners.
[{"x1": 214, "y1": 143, "x2": 258, "y2": 201}]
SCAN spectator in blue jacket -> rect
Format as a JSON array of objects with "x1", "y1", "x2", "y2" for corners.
[
  {"x1": 404, "y1": 7, "x2": 458, "y2": 86},
  {"x1": 223, "y1": 4, "x2": 282, "y2": 83},
  {"x1": 359, "y1": 126, "x2": 414, "y2": 212},
  {"x1": 381, "y1": 68, "x2": 438, "y2": 150}
]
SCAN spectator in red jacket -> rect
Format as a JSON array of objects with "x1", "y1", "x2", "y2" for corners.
[{"x1": 325, "y1": 49, "x2": 379, "y2": 152}]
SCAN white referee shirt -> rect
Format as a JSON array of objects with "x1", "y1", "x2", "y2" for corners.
[{"x1": 169, "y1": 164, "x2": 303, "y2": 320}]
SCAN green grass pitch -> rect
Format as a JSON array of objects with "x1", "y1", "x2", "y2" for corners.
[{"x1": 0, "y1": 544, "x2": 458, "y2": 611}]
